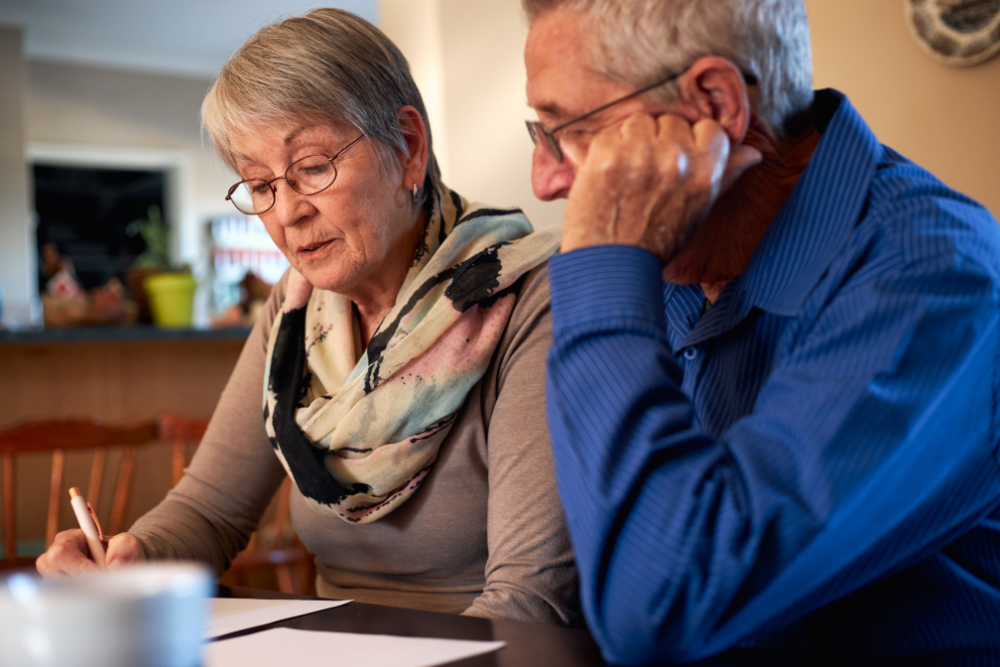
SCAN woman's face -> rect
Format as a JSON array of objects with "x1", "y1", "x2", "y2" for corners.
[{"x1": 229, "y1": 122, "x2": 417, "y2": 297}]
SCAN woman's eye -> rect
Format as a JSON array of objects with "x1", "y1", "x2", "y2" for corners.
[
  {"x1": 296, "y1": 162, "x2": 332, "y2": 178},
  {"x1": 250, "y1": 182, "x2": 271, "y2": 195}
]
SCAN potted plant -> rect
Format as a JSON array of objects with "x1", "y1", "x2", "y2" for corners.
[{"x1": 126, "y1": 206, "x2": 197, "y2": 327}]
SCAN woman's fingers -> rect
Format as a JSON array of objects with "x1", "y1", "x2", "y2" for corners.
[
  {"x1": 106, "y1": 532, "x2": 145, "y2": 569},
  {"x1": 35, "y1": 529, "x2": 100, "y2": 577},
  {"x1": 35, "y1": 530, "x2": 144, "y2": 576}
]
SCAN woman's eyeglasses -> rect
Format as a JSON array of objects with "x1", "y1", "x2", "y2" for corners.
[{"x1": 225, "y1": 134, "x2": 366, "y2": 215}]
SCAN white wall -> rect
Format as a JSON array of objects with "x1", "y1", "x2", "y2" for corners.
[
  {"x1": 380, "y1": 0, "x2": 566, "y2": 230},
  {"x1": 0, "y1": 26, "x2": 35, "y2": 328}
]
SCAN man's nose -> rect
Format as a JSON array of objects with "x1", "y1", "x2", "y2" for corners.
[{"x1": 531, "y1": 141, "x2": 576, "y2": 201}]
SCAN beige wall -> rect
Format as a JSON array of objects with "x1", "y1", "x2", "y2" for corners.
[
  {"x1": 380, "y1": 0, "x2": 566, "y2": 230},
  {"x1": 806, "y1": 0, "x2": 1000, "y2": 220},
  {"x1": 384, "y1": 0, "x2": 999, "y2": 228}
]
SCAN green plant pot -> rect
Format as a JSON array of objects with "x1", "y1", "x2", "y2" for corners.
[{"x1": 144, "y1": 272, "x2": 197, "y2": 327}]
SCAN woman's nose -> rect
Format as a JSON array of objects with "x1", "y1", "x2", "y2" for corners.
[
  {"x1": 531, "y1": 141, "x2": 576, "y2": 202},
  {"x1": 269, "y1": 181, "x2": 312, "y2": 228}
]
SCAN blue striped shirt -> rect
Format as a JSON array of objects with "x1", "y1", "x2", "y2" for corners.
[{"x1": 546, "y1": 90, "x2": 1000, "y2": 664}]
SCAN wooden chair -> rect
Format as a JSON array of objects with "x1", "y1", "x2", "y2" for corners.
[
  {"x1": 0, "y1": 414, "x2": 313, "y2": 592},
  {"x1": 0, "y1": 418, "x2": 158, "y2": 569},
  {"x1": 157, "y1": 413, "x2": 211, "y2": 487}
]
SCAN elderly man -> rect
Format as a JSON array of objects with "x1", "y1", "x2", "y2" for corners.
[{"x1": 525, "y1": 0, "x2": 1000, "y2": 663}]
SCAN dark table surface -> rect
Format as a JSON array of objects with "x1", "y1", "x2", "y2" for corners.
[
  {"x1": 216, "y1": 586, "x2": 830, "y2": 667},
  {"x1": 0, "y1": 324, "x2": 252, "y2": 345}
]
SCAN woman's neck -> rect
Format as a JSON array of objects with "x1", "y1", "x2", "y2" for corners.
[{"x1": 350, "y1": 207, "x2": 428, "y2": 348}]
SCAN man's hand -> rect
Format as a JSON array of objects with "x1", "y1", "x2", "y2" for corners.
[
  {"x1": 36, "y1": 529, "x2": 145, "y2": 577},
  {"x1": 561, "y1": 113, "x2": 762, "y2": 263}
]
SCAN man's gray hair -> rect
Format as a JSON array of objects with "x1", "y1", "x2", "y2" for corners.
[
  {"x1": 202, "y1": 8, "x2": 441, "y2": 204},
  {"x1": 523, "y1": 0, "x2": 814, "y2": 138}
]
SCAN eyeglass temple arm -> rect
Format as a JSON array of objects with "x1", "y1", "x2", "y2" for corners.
[{"x1": 549, "y1": 69, "x2": 758, "y2": 135}]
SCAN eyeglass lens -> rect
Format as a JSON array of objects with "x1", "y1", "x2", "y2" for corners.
[
  {"x1": 525, "y1": 121, "x2": 564, "y2": 163},
  {"x1": 229, "y1": 155, "x2": 338, "y2": 215}
]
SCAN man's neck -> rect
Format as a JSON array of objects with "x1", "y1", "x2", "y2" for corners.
[{"x1": 666, "y1": 116, "x2": 822, "y2": 303}]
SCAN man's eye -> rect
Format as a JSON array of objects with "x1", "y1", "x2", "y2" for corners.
[{"x1": 563, "y1": 128, "x2": 593, "y2": 140}]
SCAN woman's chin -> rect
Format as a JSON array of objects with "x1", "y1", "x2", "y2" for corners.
[{"x1": 294, "y1": 264, "x2": 357, "y2": 294}]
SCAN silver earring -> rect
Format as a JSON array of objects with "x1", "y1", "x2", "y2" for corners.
[{"x1": 411, "y1": 183, "x2": 419, "y2": 202}]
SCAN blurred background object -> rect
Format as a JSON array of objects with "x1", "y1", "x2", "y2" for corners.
[
  {"x1": 40, "y1": 242, "x2": 138, "y2": 327},
  {"x1": 208, "y1": 215, "x2": 285, "y2": 328}
]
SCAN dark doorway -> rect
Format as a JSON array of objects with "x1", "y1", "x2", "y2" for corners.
[{"x1": 33, "y1": 165, "x2": 165, "y2": 292}]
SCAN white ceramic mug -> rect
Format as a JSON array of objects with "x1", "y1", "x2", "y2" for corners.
[{"x1": 0, "y1": 563, "x2": 212, "y2": 667}]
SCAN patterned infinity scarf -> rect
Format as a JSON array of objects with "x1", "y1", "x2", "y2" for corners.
[{"x1": 263, "y1": 186, "x2": 558, "y2": 524}]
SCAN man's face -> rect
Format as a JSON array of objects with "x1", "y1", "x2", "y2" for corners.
[{"x1": 525, "y1": 9, "x2": 661, "y2": 202}]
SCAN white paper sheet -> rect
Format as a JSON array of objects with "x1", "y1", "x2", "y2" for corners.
[
  {"x1": 208, "y1": 598, "x2": 351, "y2": 639},
  {"x1": 206, "y1": 627, "x2": 505, "y2": 667}
]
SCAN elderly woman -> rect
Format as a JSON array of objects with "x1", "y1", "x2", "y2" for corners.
[{"x1": 37, "y1": 8, "x2": 578, "y2": 626}]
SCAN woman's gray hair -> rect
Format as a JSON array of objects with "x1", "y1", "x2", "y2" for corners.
[
  {"x1": 202, "y1": 8, "x2": 440, "y2": 205},
  {"x1": 522, "y1": 0, "x2": 814, "y2": 138}
]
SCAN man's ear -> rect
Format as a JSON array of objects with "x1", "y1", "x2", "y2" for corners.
[
  {"x1": 677, "y1": 56, "x2": 751, "y2": 144},
  {"x1": 396, "y1": 105, "x2": 429, "y2": 191}
]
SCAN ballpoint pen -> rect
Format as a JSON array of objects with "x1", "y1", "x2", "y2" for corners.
[{"x1": 68, "y1": 487, "x2": 106, "y2": 569}]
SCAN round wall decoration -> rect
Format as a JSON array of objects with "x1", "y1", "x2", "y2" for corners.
[{"x1": 905, "y1": 0, "x2": 1000, "y2": 67}]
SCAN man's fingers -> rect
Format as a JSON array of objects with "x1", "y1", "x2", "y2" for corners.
[
  {"x1": 690, "y1": 119, "x2": 762, "y2": 194},
  {"x1": 720, "y1": 144, "x2": 764, "y2": 193}
]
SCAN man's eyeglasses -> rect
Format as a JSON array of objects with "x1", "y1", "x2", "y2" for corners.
[
  {"x1": 226, "y1": 134, "x2": 366, "y2": 215},
  {"x1": 526, "y1": 69, "x2": 757, "y2": 163}
]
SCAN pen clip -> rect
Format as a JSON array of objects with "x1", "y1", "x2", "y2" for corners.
[{"x1": 87, "y1": 502, "x2": 105, "y2": 542}]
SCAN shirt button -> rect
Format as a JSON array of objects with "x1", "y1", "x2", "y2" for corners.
[{"x1": 683, "y1": 348, "x2": 697, "y2": 361}]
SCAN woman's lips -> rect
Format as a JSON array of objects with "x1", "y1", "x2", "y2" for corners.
[{"x1": 297, "y1": 239, "x2": 335, "y2": 262}]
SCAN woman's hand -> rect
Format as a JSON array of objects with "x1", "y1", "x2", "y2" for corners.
[{"x1": 36, "y1": 529, "x2": 145, "y2": 577}]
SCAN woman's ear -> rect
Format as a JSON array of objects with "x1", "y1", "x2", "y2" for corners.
[
  {"x1": 396, "y1": 105, "x2": 429, "y2": 192},
  {"x1": 677, "y1": 56, "x2": 751, "y2": 144}
]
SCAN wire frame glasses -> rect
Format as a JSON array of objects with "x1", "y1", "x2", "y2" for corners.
[
  {"x1": 526, "y1": 69, "x2": 757, "y2": 163},
  {"x1": 225, "y1": 134, "x2": 366, "y2": 215}
]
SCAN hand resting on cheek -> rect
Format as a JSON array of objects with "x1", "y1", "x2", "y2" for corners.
[{"x1": 561, "y1": 112, "x2": 763, "y2": 264}]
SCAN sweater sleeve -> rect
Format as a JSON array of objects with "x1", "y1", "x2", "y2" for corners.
[
  {"x1": 462, "y1": 267, "x2": 582, "y2": 627},
  {"x1": 129, "y1": 275, "x2": 289, "y2": 574}
]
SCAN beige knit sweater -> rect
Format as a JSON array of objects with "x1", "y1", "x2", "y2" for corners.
[{"x1": 130, "y1": 265, "x2": 580, "y2": 626}]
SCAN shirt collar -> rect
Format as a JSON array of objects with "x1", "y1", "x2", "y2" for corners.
[{"x1": 735, "y1": 89, "x2": 883, "y2": 318}]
